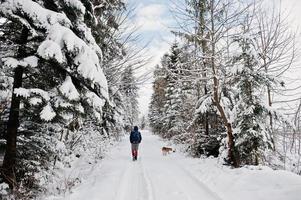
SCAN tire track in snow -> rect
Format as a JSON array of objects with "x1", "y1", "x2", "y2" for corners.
[
  {"x1": 114, "y1": 160, "x2": 150, "y2": 200},
  {"x1": 140, "y1": 159, "x2": 155, "y2": 200},
  {"x1": 141, "y1": 132, "x2": 223, "y2": 200},
  {"x1": 171, "y1": 157, "x2": 224, "y2": 200},
  {"x1": 164, "y1": 166, "x2": 195, "y2": 200},
  {"x1": 114, "y1": 161, "x2": 132, "y2": 200},
  {"x1": 158, "y1": 156, "x2": 218, "y2": 200}
]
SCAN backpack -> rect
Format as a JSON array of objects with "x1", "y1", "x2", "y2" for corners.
[{"x1": 130, "y1": 131, "x2": 140, "y2": 143}]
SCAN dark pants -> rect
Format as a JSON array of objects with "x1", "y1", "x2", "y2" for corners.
[{"x1": 131, "y1": 143, "x2": 139, "y2": 158}]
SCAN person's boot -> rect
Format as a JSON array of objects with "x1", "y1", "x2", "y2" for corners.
[{"x1": 132, "y1": 150, "x2": 135, "y2": 161}]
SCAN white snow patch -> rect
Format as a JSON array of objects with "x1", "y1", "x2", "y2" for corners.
[
  {"x1": 3, "y1": 57, "x2": 20, "y2": 68},
  {"x1": 30, "y1": 89, "x2": 51, "y2": 101},
  {"x1": 196, "y1": 95, "x2": 212, "y2": 114},
  {"x1": 40, "y1": 104, "x2": 56, "y2": 121},
  {"x1": 0, "y1": 183, "x2": 9, "y2": 196},
  {"x1": 63, "y1": 0, "x2": 86, "y2": 14},
  {"x1": 0, "y1": 0, "x2": 71, "y2": 30},
  {"x1": 14, "y1": 88, "x2": 30, "y2": 98},
  {"x1": 38, "y1": 40, "x2": 65, "y2": 63},
  {"x1": 59, "y1": 76, "x2": 80, "y2": 101},
  {"x1": 3, "y1": 56, "x2": 39, "y2": 68},
  {"x1": 86, "y1": 91, "x2": 106, "y2": 109},
  {"x1": 29, "y1": 97, "x2": 43, "y2": 105},
  {"x1": 14, "y1": 88, "x2": 50, "y2": 101},
  {"x1": 23, "y1": 56, "x2": 39, "y2": 67},
  {"x1": 56, "y1": 141, "x2": 66, "y2": 153},
  {"x1": 76, "y1": 104, "x2": 85, "y2": 113}
]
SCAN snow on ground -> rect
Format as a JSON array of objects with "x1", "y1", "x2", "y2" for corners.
[{"x1": 44, "y1": 130, "x2": 301, "y2": 200}]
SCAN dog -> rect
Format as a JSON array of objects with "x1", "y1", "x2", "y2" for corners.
[{"x1": 162, "y1": 147, "x2": 175, "y2": 156}]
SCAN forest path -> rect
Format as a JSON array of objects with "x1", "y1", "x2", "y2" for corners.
[{"x1": 64, "y1": 130, "x2": 222, "y2": 200}]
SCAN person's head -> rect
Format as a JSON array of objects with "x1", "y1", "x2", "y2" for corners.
[{"x1": 134, "y1": 126, "x2": 138, "y2": 131}]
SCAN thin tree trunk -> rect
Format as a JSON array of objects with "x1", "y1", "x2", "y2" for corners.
[
  {"x1": 204, "y1": 86, "x2": 209, "y2": 135},
  {"x1": 54, "y1": 130, "x2": 64, "y2": 167},
  {"x1": 198, "y1": 0, "x2": 209, "y2": 135},
  {"x1": 2, "y1": 66, "x2": 24, "y2": 189},
  {"x1": 267, "y1": 85, "x2": 276, "y2": 150},
  {"x1": 1, "y1": 26, "x2": 29, "y2": 189},
  {"x1": 291, "y1": 100, "x2": 301, "y2": 152},
  {"x1": 209, "y1": 0, "x2": 238, "y2": 167},
  {"x1": 212, "y1": 75, "x2": 239, "y2": 167}
]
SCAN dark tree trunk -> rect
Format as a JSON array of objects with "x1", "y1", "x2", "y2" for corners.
[
  {"x1": 212, "y1": 77, "x2": 239, "y2": 167},
  {"x1": 1, "y1": 26, "x2": 29, "y2": 189},
  {"x1": 198, "y1": 0, "x2": 209, "y2": 136},
  {"x1": 1, "y1": 66, "x2": 23, "y2": 189},
  {"x1": 204, "y1": 86, "x2": 209, "y2": 135},
  {"x1": 209, "y1": 6, "x2": 239, "y2": 166}
]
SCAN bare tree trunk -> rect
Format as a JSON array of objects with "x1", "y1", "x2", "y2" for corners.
[
  {"x1": 1, "y1": 26, "x2": 29, "y2": 189},
  {"x1": 198, "y1": 0, "x2": 209, "y2": 135},
  {"x1": 291, "y1": 100, "x2": 301, "y2": 152},
  {"x1": 212, "y1": 76, "x2": 239, "y2": 167},
  {"x1": 1, "y1": 66, "x2": 23, "y2": 189},
  {"x1": 54, "y1": 130, "x2": 64, "y2": 167},
  {"x1": 209, "y1": 0, "x2": 238, "y2": 167},
  {"x1": 204, "y1": 86, "x2": 209, "y2": 135},
  {"x1": 265, "y1": 61, "x2": 276, "y2": 150},
  {"x1": 267, "y1": 86, "x2": 273, "y2": 123}
]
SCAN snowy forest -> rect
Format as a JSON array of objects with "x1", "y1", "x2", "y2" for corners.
[
  {"x1": 149, "y1": 0, "x2": 300, "y2": 168},
  {"x1": 0, "y1": 0, "x2": 301, "y2": 199}
]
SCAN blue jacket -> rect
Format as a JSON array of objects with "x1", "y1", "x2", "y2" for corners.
[{"x1": 130, "y1": 130, "x2": 142, "y2": 144}]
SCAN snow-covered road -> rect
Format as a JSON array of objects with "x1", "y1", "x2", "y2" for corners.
[
  {"x1": 63, "y1": 130, "x2": 222, "y2": 200},
  {"x1": 48, "y1": 130, "x2": 301, "y2": 200}
]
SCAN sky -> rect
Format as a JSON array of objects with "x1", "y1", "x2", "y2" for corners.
[
  {"x1": 126, "y1": 0, "x2": 175, "y2": 117},
  {"x1": 129, "y1": 0, "x2": 301, "y2": 117}
]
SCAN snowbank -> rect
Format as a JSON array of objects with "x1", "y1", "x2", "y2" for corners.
[{"x1": 177, "y1": 157, "x2": 301, "y2": 200}]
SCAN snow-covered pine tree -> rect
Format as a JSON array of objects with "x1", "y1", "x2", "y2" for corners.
[
  {"x1": 231, "y1": 24, "x2": 273, "y2": 165},
  {"x1": 0, "y1": 0, "x2": 125, "y2": 194},
  {"x1": 0, "y1": 18, "x2": 12, "y2": 140},
  {"x1": 140, "y1": 115, "x2": 147, "y2": 130},
  {"x1": 90, "y1": 0, "x2": 128, "y2": 136},
  {"x1": 120, "y1": 66, "x2": 139, "y2": 127},
  {"x1": 149, "y1": 63, "x2": 168, "y2": 135},
  {"x1": 91, "y1": 0, "x2": 125, "y2": 70},
  {"x1": 162, "y1": 42, "x2": 183, "y2": 138},
  {"x1": 149, "y1": 42, "x2": 192, "y2": 139}
]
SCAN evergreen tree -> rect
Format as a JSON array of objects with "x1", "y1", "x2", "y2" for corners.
[
  {"x1": 149, "y1": 64, "x2": 168, "y2": 135},
  {"x1": 149, "y1": 42, "x2": 192, "y2": 139},
  {"x1": 140, "y1": 115, "x2": 147, "y2": 130},
  {"x1": 163, "y1": 43, "x2": 183, "y2": 138},
  {"x1": 232, "y1": 28, "x2": 273, "y2": 165},
  {"x1": 120, "y1": 66, "x2": 139, "y2": 127},
  {"x1": 0, "y1": 0, "x2": 123, "y2": 193},
  {"x1": 90, "y1": 0, "x2": 128, "y2": 135}
]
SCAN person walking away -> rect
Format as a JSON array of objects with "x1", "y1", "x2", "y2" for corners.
[{"x1": 130, "y1": 126, "x2": 142, "y2": 161}]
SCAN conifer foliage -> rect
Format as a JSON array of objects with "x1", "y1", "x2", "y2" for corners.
[
  {"x1": 231, "y1": 24, "x2": 274, "y2": 165},
  {"x1": 120, "y1": 66, "x2": 139, "y2": 127},
  {"x1": 0, "y1": 0, "x2": 139, "y2": 197}
]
